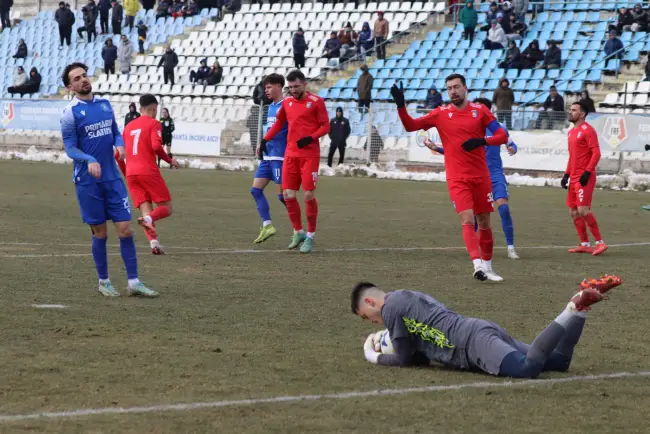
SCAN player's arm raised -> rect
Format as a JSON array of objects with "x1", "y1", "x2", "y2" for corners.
[
  {"x1": 580, "y1": 127, "x2": 601, "y2": 186},
  {"x1": 263, "y1": 104, "x2": 287, "y2": 142},
  {"x1": 152, "y1": 122, "x2": 177, "y2": 167},
  {"x1": 61, "y1": 107, "x2": 101, "y2": 178},
  {"x1": 391, "y1": 82, "x2": 438, "y2": 132}
]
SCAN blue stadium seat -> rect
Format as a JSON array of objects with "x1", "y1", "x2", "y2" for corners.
[
  {"x1": 405, "y1": 89, "x2": 417, "y2": 100},
  {"x1": 341, "y1": 89, "x2": 354, "y2": 99},
  {"x1": 410, "y1": 78, "x2": 422, "y2": 89},
  {"x1": 519, "y1": 69, "x2": 532, "y2": 80},
  {"x1": 473, "y1": 78, "x2": 486, "y2": 90}
]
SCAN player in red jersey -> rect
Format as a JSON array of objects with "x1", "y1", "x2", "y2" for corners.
[
  {"x1": 123, "y1": 94, "x2": 179, "y2": 255},
  {"x1": 263, "y1": 69, "x2": 330, "y2": 253},
  {"x1": 391, "y1": 73, "x2": 509, "y2": 282},
  {"x1": 561, "y1": 102, "x2": 607, "y2": 256}
]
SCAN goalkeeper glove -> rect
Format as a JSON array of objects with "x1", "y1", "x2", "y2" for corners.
[
  {"x1": 462, "y1": 138, "x2": 487, "y2": 151},
  {"x1": 561, "y1": 173, "x2": 570, "y2": 189},
  {"x1": 579, "y1": 170, "x2": 591, "y2": 187},
  {"x1": 364, "y1": 334, "x2": 380, "y2": 364},
  {"x1": 297, "y1": 136, "x2": 313, "y2": 149}
]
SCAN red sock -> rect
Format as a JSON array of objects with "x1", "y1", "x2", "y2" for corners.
[
  {"x1": 305, "y1": 198, "x2": 318, "y2": 233},
  {"x1": 142, "y1": 221, "x2": 157, "y2": 241},
  {"x1": 478, "y1": 227, "x2": 494, "y2": 261},
  {"x1": 572, "y1": 216, "x2": 589, "y2": 243},
  {"x1": 583, "y1": 213, "x2": 602, "y2": 241},
  {"x1": 461, "y1": 224, "x2": 481, "y2": 260},
  {"x1": 149, "y1": 205, "x2": 171, "y2": 222},
  {"x1": 285, "y1": 197, "x2": 303, "y2": 231}
]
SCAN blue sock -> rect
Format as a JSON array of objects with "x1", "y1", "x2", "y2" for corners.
[
  {"x1": 498, "y1": 203, "x2": 514, "y2": 246},
  {"x1": 91, "y1": 235, "x2": 108, "y2": 280},
  {"x1": 278, "y1": 194, "x2": 286, "y2": 208},
  {"x1": 119, "y1": 236, "x2": 138, "y2": 280},
  {"x1": 251, "y1": 187, "x2": 271, "y2": 222}
]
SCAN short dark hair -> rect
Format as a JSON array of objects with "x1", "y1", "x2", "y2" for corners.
[
  {"x1": 474, "y1": 97, "x2": 492, "y2": 110},
  {"x1": 550, "y1": 85, "x2": 557, "y2": 91},
  {"x1": 59, "y1": 1, "x2": 65, "y2": 5},
  {"x1": 445, "y1": 73, "x2": 466, "y2": 87},
  {"x1": 139, "y1": 93, "x2": 159, "y2": 108},
  {"x1": 351, "y1": 281, "x2": 376, "y2": 314},
  {"x1": 61, "y1": 62, "x2": 88, "y2": 87},
  {"x1": 572, "y1": 101, "x2": 589, "y2": 115},
  {"x1": 286, "y1": 69, "x2": 306, "y2": 82},
  {"x1": 263, "y1": 73, "x2": 285, "y2": 87}
]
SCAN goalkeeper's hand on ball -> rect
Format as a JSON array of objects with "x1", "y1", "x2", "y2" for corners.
[{"x1": 364, "y1": 334, "x2": 380, "y2": 364}]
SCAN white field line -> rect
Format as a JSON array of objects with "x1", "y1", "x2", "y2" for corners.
[
  {"x1": 0, "y1": 371, "x2": 648, "y2": 423},
  {"x1": 1, "y1": 241, "x2": 650, "y2": 259}
]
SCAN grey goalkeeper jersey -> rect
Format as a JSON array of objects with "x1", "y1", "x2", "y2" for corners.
[{"x1": 380, "y1": 290, "x2": 484, "y2": 369}]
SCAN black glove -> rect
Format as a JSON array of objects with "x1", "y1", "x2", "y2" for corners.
[
  {"x1": 258, "y1": 139, "x2": 267, "y2": 160},
  {"x1": 645, "y1": 144, "x2": 650, "y2": 151},
  {"x1": 390, "y1": 81, "x2": 405, "y2": 108},
  {"x1": 579, "y1": 170, "x2": 591, "y2": 187},
  {"x1": 561, "y1": 173, "x2": 569, "y2": 189},
  {"x1": 297, "y1": 136, "x2": 313, "y2": 149},
  {"x1": 461, "y1": 138, "x2": 487, "y2": 152}
]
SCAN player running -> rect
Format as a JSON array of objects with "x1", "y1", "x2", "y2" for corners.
[
  {"x1": 263, "y1": 70, "x2": 330, "y2": 253},
  {"x1": 123, "y1": 94, "x2": 179, "y2": 255},
  {"x1": 251, "y1": 73, "x2": 288, "y2": 244},
  {"x1": 351, "y1": 276, "x2": 622, "y2": 377},
  {"x1": 60, "y1": 62, "x2": 157, "y2": 298},
  {"x1": 391, "y1": 74, "x2": 509, "y2": 281},
  {"x1": 562, "y1": 102, "x2": 607, "y2": 256}
]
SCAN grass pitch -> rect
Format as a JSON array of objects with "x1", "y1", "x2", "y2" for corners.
[{"x1": 0, "y1": 160, "x2": 649, "y2": 433}]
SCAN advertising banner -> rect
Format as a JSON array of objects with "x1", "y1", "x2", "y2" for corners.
[
  {"x1": 0, "y1": 99, "x2": 68, "y2": 131},
  {"x1": 171, "y1": 122, "x2": 221, "y2": 157}
]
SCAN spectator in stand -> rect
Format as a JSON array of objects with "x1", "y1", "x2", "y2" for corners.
[
  {"x1": 102, "y1": 38, "x2": 118, "y2": 77},
  {"x1": 204, "y1": 61, "x2": 223, "y2": 85},
  {"x1": 158, "y1": 45, "x2": 179, "y2": 85},
  {"x1": 481, "y1": 1, "x2": 501, "y2": 31},
  {"x1": 604, "y1": 30, "x2": 624, "y2": 60},
  {"x1": 124, "y1": 102, "x2": 140, "y2": 126},
  {"x1": 521, "y1": 39, "x2": 543, "y2": 68},
  {"x1": 323, "y1": 31, "x2": 342, "y2": 59},
  {"x1": 358, "y1": 22, "x2": 373, "y2": 60},
  {"x1": 171, "y1": 0, "x2": 184, "y2": 18},
  {"x1": 631, "y1": 4, "x2": 648, "y2": 32},
  {"x1": 111, "y1": 0, "x2": 123, "y2": 35},
  {"x1": 190, "y1": 58, "x2": 211, "y2": 84},
  {"x1": 373, "y1": 11, "x2": 389, "y2": 60},
  {"x1": 417, "y1": 86, "x2": 442, "y2": 111},
  {"x1": 223, "y1": 0, "x2": 241, "y2": 14},
  {"x1": 159, "y1": 108, "x2": 175, "y2": 168},
  {"x1": 8, "y1": 66, "x2": 26, "y2": 93},
  {"x1": 77, "y1": 4, "x2": 98, "y2": 43},
  {"x1": 357, "y1": 64, "x2": 373, "y2": 113},
  {"x1": 156, "y1": 0, "x2": 171, "y2": 18},
  {"x1": 86, "y1": 0, "x2": 99, "y2": 24},
  {"x1": 292, "y1": 27, "x2": 308, "y2": 68},
  {"x1": 338, "y1": 22, "x2": 358, "y2": 49},
  {"x1": 499, "y1": 40, "x2": 522, "y2": 70},
  {"x1": 13, "y1": 39, "x2": 27, "y2": 59},
  {"x1": 579, "y1": 90, "x2": 596, "y2": 114},
  {"x1": 141, "y1": 0, "x2": 156, "y2": 11},
  {"x1": 492, "y1": 78, "x2": 514, "y2": 130},
  {"x1": 0, "y1": 0, "x2": 12, "y2": 30},
  {"x1": 8, "y1": 67, "x2": 41, "y2": 96},
  {"x1": 328, "y1": 107, "x2": 351, "y2": 167},
  {"x1": 124, "y1": 0, "x2": 139, "y2": 30},
  {"x1": 611, "y1": 6, "x2": 633, "y2": 34},
  {"x1": 501, "y1": 1, "x2": 513, "y2": 19},
  {"x1": 136, "y1": 20, "x2": 148, "y2": 54},
  {"x1": 183, "y1": 0, "x2": 199, "y2": 17},
  {"x1": 512, "y1": 0, "x2": 528, "y2": 22},
  {"x1": 543, "y1": 40, "x2": 561, "y2": 69},
  {"x1": 483, "y1": 20, "x2": 506, "y2": 50},
  {"x1": 97, "y1": 0, "x2": 111, "y2": 34},
  {"x1": 55, "y1": 1, "x2": 75, "y2": 49},
  {"x1": 496, "y1": 13, "x2": 510, "y2": 35},
  {"x1": 536, "y1": 85, "x2": 565, "y2": 129},
  {"x1": 506, "y1": 13, "x2": 526, "y2": 40},
  {"x1": 117, "y1": 34, "x2": 133, "y2": 75},
  {"x1": 459, "y1": 1, "x2": 478, "y2": 42}
]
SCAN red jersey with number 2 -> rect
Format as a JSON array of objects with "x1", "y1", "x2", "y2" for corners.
[
  {"x1": 566, "y1": 122, "x2": 601, "y2": 181},
  {"x1": 123, "y1": 116, "x2": 171, "y2": 176},
  {"x1": 397, "y1": 103, "x2": 496, "y2": 180}
]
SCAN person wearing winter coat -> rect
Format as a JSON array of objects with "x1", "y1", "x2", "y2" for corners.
[
  {"x1": 543, "y1": 41, "x2": 562, "y2": 69},
  {"x1": 204, "y1": 61, "x2": 223, "y2": 85},
  {"x1": 97, "y1": 0, "x2": 111, "y2": 33},
  {"x1": 418, "y1": 87, "x2": 443, "y2": 110},
  {"x1": 117, "y1": 34, "x2": 133, "y2": 75},
  {"x1": 357, "y1": 64, "x2": 373, "y2": 113},
  {"x1": 159, "y1": 108, "x2": 175, "y2": 168},
  {"x1": 506, "y1": 13, "x2": 526, "y2": 40},
  {"x1": 338, "y1": 22, "x2": 358, "y2": 47},
  {"x1": 13, "y1": 39, "x2": 27, "y2": 58},
  {"x1": 535, "y1": 85, "x2": 565, "y2": 129},
  {"x1": 77, "y1": 5, "x2": 98, "y2": 43},
  {"x1": 323, "y1": 31, "x2": 342, "y2": 58},
  {"x1": 9, "y1": 67, "x2": 40, "y2": 95},
  {"x1": 190, "y1": 58, "x2": 211, "y2": 84},
  {"x1": 373, "y1": 11, "x2": 389, "y2": 60},
  {"x1": 327, "y1": 107, "x2": 351, "y2": 167},
  {"x1": 158, "y1": 45, "x2": 179, "y2": 85},
  {"x1": 512, "y1": 0, "x2": 528, "y2": 21},
  {"x1": 156, "y1": 0, "x2": 170, "y2": 17},
  {"x1": 141, "y1": 0, "x2": 156, "y2": 11},
  {"x1": 499, "y1": 40, "x2": 522, "y2": 70},
  {"x1": 521, "y1": 39, "x2": 544, "y2": 68},
  {"x1": 612, "y1": 6, "x2": 633, "y2": 34},
  {"x1": 631, "y1": 4, "x2": 648, "y2": 32},
  {"x1": 459, "y1": 1, "x2": 478, "y2": 42},
  {"x1": 124, "y1": 102, "x2": 140, "y2": 126},
  {"x1": 604, "y1": 30, "x2": 624, "y2": 60},
  {"x1": 124, "y1": 0, "x2": 139, "y2": 29},
  {"x1": 358, "y1": 22, "x2": 373, "y2": 60},
  {"x1": 102, "y1": 38, "x2": 118, "y2": 77},
  {"x1": 110, "y1": 0, "x2": 122, "y2": 34},
  {"x1": 481, "y1": 1, "x2": 501, "y2": 31},
  {"x1": 55, "y1": 1, "x2": 75, "y2": 48},
  {"x1": 0, "y1": 0, "x2": 12, "y2": 30},
  {"x1": 492, "y1": 78, "x2": 514, "y2": 129},
  {"x1": 483, "y1": 20, "x2": 506, "y2": 49},
  {"x1": 292, "y1": 28, "x2": 308, "y2": 68},
  {"x1": 579, "y1": 90, "x2": 596, "y2": 114},
  {"x1": 136, "y1": 20, "x2": 148, "y2": 54}
]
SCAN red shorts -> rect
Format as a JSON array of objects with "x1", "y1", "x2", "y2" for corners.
[
  {"x1": 126, "y1": 174, "x2": 171, "y2": 208},
  {"x1": 447, "y1": 177, "x2": 494, "y2": 214},
  {"x1": 566, "y1": 175, "x2": 596, "y2": 209},
  {"x1": 282, "y1": 156, "x2": 320, "y2": 191}
]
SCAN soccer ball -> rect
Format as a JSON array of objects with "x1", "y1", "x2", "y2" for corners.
[{"x1": 372, "y1": 329, "x2": 394, "y2": 354}]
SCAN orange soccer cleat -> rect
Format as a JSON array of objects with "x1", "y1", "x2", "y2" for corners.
[
  {"x1": 580, "y1": 274, "x2": 622, "y2": 294},
  {"x1": 592, "y1": 243, "x2": 608, "y2": 256},
  {"x1": 568, "y1": 245, "x2": 593, "y2": 254}
]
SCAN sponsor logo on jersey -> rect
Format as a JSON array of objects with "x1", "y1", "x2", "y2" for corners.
[
  {"x1": 448, "y1": 112, "x2": 453, "y2": 118},
  {"x1": 80, "y1": 110, "x2": 86, "y2": 117},
  {"x1": 84, "y1": 119, "x2": 113, "y2": 139},
  {"x1": 100, "y1": 103, "x2": 111, "y2": 112}
]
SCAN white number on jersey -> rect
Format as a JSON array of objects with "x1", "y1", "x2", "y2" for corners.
[{"x1": 130, "y1": 128, "x2": 142, "y2": 155}]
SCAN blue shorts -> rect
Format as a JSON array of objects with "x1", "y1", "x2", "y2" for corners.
[
  {"x1": 490, "y1": 173, "x2": 509, "y2": 201},
  {"x1": 75, "y1": 178, "x2": 132, "y2": 225},
  {"x1": 254, "y1": 159, "x2": 283, "y2": 184}
]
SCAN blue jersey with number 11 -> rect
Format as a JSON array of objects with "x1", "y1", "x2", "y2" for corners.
[{"x1": 263, "y1": 99, "x2": 288, "y2": 160}]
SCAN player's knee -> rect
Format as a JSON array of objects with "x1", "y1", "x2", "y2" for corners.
[
  {"x1": 91, "y1": 226, "x2": 108, "y2": 238},
  {"x1": 304, "y1": 190, "x2": 314, "y2": 201},
  {"x1": 251, "y1": 187, "x2": 263, "y2": 199},
  {"x1": 284, "y1": 189, "x2": 296, "y2": 200},
  {"x1": 496, "y1": 198, "x2": 508, "y2": 208},
  {"x1": 577, "y1": 208, "x2": 590, "y2": 217},
  {"x1": 116, "y1": 225, "x2": 133, "y2": 238}
]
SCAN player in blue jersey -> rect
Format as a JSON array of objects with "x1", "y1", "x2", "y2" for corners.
[
  {"x1": 60, "y1": 62, "x2": 157, "y2": 298},
  {"x1": 251, "y1": 73, "x2": 288, "y2": 244}
]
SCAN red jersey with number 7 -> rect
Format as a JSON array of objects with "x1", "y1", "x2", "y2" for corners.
[
  {"x1": 566, "y1": 122, "x2": 601, "y2": 181},
  {"x1": 123, "y1": 116, "x2": 172, "y2": 176},
  {"x1": 264, "y1": 92, "x2": 330, "y2": 158}
]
